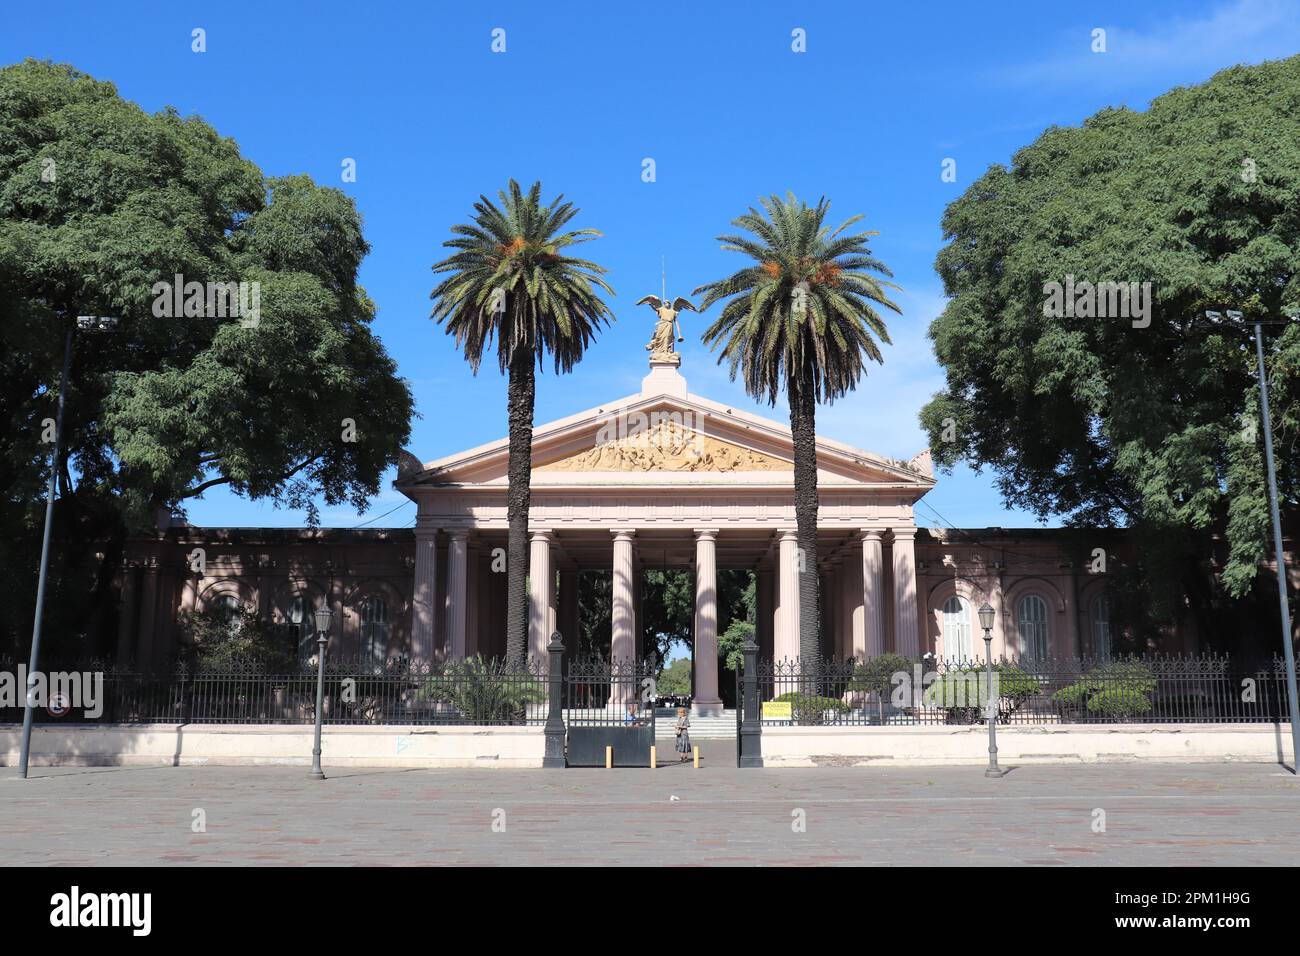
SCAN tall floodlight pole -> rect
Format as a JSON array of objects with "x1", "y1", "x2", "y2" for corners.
[
  {"x1": 19, "y1": 316, "x2": 119, "y2": 778},
  {"x1": 1205, "y1": 309, "x2": 1300, "y2": 773}
]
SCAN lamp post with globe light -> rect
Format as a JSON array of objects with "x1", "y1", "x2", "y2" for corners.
[
  {"x1": 310, "y1": 605, "x2": 334, "y2": 780},
  {"x1": 978, "y1": 602, "x2": 1004, "y2": 778}
]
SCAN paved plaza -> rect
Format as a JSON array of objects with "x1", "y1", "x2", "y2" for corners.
[{"x1": 3, "y1": 756, "x2": 1299, "y2": 866}]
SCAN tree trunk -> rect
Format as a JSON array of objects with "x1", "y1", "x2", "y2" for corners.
[
  {"x1": 504, "y1": 348, "x2": 536, "y2": 664},
  {"x1": 788, "y1": 369, "x2": 821, "y2": 661}
]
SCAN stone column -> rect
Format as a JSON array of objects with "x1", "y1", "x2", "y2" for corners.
[
  {"x1": 822, "y1": 567, "x2": 837, "y2": 658},
  {"x1": 445, "y1": 530, "x2": 468, "y2": 661},
  {"x1": 136, "y1": 559, "x2": 159, "y2": 667},
  {"x1": 548, "y1": 567, "x2": 558, "y2": 644},
  {"x1": 330, "y1": 569, "x2": 344, "y2": 658},
  {"x1": 993, "y1": 571, "x2": 1007, "y2": 658},
  {"x1": 528, "y1": 530, "x2": 554, "y2": 665},
  {"x1": 862, "y1": 530, "x2": 885, "y2": 658},
  {"x1": 756, "y1": 566, "x2": 775, "y2": 661},
  {"x1": 610, "y1": 530, "x2": 636, "y2": 662},
  {"x1": 892, "y1": 527, "x2": 920, "y2": 657},
  {"x1": 117, "y1": 563, "x2": 139, "y2": 666},
  {"x1": 777, "y1": 530, "x2": 800, "y2": 661},
  {"x1": 693, "y1": 530, "x2": 723, "y2": 716},
  {"x1": 411, "y1": 527, "x2": 438, "y2": 660},
  {"x1": 465, "y1": 543, "x2": 480, "y2": 658},
  {"x1": 840, "y1": 555, "x2": 863, "y2": 661}
]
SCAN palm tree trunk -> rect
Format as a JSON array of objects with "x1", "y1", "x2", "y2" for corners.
[
  {"x1": 504, "y1": 348, "x2": 535, "y2": 664},
  {"x1": 788, "y1": 369, "x2": 821, "y2": 662}
]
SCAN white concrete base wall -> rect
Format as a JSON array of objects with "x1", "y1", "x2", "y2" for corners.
[
  {"x1": 0, "y1": 724, "x2": 546, "y2": 769},
  {"x1": 761, "y1": 723, "x2": 1297, "y2": 767},
  {"x1": 4, "y1": 723, "x2": 1292, "y2": 769}
]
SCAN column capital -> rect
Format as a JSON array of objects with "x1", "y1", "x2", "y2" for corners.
[
  {"x1": 860, "y1": 529, "x2": 884, "y2": 542},
  {"x1": 447, "y1": 528, "x2": 470, "y2": 542},
  {"x1": 778, "y1": 529, "x2": 799, "y2": 542},
  {"x1": 610, "y1": 528, "x2": 637, "y2": 542},
  {"x1": 891, "y1": 526, "x2": 918, "y2": 542},
  {"x1": 693, "y1": 528, "x2": 720, "y2": 540},
  {"x1": 414, "y1": 523, "x2": 441, "y2": 540},
  {"x1": 530, "y1": 529, "x2": 555, "y2": 543}
]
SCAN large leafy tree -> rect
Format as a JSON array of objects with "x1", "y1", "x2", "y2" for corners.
[
  {"x1": 695, "y1": 194, "x2": 900, "y2": 659},
  {"x1": 430, "y1": 180, "x2": 614, "y2": 663},
  {"x1": 920, "y1": 56, "x2": 1300, "y2": 646},
  {"x1": 0, "y1": 60, "x2": 413, "y2": 657}
]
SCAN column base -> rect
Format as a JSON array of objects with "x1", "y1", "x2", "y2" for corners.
[{"x1": 691, "y1": 698, "x2": 724, "y2": 718}]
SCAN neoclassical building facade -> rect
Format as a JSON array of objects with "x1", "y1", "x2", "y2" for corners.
[{"x1": 120, "y1": 356, "x2": 1165, "y2": 704}]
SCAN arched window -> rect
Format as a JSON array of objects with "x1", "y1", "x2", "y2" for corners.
[
  {"x1": 359, "y1": 596, "x2": 390, "y2": 665},
  {"x1": 1017, "y1": 595, "x2": 1049, "y2": 660},
  {"x1": 941, "y1": 596, "x2": 973, "y2": 660},
  {"x1": 286, "y1": 595, "x2": 316, "y2": 662},
  {"x1": 213, "y1": 593, "x2": 242, "y2": 634},
  {"x1": 1092, "y1": 595, "x2": 1112, "y2": 660}
]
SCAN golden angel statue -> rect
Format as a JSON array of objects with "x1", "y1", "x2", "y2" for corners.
[{"x1": 637, "y1": 294, "x2": 698, "y2": 359}]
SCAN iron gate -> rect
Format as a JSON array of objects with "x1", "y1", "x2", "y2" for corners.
[{"x1": 562, "y1": 655, "x2": 656, "y2": 766}]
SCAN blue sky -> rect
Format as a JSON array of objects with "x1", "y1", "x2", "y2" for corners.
[{"x1": 6, "y1": 0, "x2": 1299, "y2": 531}]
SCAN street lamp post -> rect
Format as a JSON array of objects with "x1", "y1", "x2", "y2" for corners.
[
  {"x1": 310, "y1": 605, "x2": 333, "y2": 780},
  {"x1": 978, "y1": 602, "x2": 1003, "y2": 778},
  {"x1": 19, "y1": 317, "x2": 118, "y2": 779},
  {"x1": 1204, "y1": 310, "x2": 1300, "y2": 773}
]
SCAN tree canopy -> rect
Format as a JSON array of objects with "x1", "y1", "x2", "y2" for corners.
[
  {"x1": 0, "y1": 60, "x2": 414, "y2": 653},
  {"x1": 921, "y1": 55, "x2": 1300, "y2": 617}
]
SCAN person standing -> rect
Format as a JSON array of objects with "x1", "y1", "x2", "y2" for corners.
[{"x1": 675, "y1": 707, "x2": 691, "y2": 762}]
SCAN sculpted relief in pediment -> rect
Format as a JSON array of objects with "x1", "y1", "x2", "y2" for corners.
[{"x1": 537, "y1": 415, "x2": 789, "y2": 473}]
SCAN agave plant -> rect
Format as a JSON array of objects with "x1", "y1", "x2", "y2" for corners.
[{"x1": 421, "y1": 655, "x2": 546, "y2": 724}]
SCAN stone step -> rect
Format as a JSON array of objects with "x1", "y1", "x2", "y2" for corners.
[{"x1": 654, "y1": 711, "x2": 737, "y2": 739}]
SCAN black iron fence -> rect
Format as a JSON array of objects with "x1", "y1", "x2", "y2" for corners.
[
  {"x1": 0, "y1": 655, "x2": 548, "y2": 726},
  {"x1": 7, "y1": 651, "x2": 1293, "y2": 732},
  {"x1": 752, "y1": 654, "x2": 1294, "y2": 726}
]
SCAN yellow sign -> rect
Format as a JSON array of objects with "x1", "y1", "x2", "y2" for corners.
[{"x1": 762, "y1": 701, "x2": 793, "y2": 720}]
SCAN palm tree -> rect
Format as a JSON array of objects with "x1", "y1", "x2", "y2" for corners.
[
  {"x1": 693, "y1": 194, "x2": 899, "y2": 661},
  {"x1": 431, "y1": 180, "x2": 614, "y2": 663}
]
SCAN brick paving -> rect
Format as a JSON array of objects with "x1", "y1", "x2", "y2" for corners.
[{"x1": 2, "y1": 759, "x2": 1298, "y2": 866}]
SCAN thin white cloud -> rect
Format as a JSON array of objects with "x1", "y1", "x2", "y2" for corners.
[{"x1": 995, "y1": 0, "x2": 1300, "y2": 92}]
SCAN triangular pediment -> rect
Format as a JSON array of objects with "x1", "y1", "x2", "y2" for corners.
[{"x1": 397, "y1": 363, "x2": 935, "y2": 494}]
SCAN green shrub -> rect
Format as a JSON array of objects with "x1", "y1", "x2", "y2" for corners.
[
  {"x1": 1085, "y1": 687, "x2": 1154, "y2": 718},
  {"x1": 923, "y1": 664, "x2": 1041, "y2": 723},
  {"x1": 849, "y1": 653, "x2": 917, "y2": 698},
  {"x1": 181, "y1": 608, "x2": 296, "y2": 673},
  {"x1": 773, "y1": 691, "x2": 850, "y2": 725},
  {"x1": 1051, "y1": 659, "x2": 1157, "y2": 720},
  {"x1": 421, "y1": 655, "x2": 546, "y2": 724}
]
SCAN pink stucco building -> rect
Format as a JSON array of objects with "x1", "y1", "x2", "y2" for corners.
[{"x1": 119, "y1": 357, "x2": 1197, "y2": 704}]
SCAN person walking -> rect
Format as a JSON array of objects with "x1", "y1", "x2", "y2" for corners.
[{"x1": 675, "y1": 707, "x2": 691, "y2": 762}]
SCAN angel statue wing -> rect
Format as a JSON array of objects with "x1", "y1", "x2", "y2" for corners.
[
  {"x1": 635, "y1": 295, "x2": 665, "y2": 309},
  {"x1": 671, "y1": 296, "x2": 699, "y2": 313}
]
